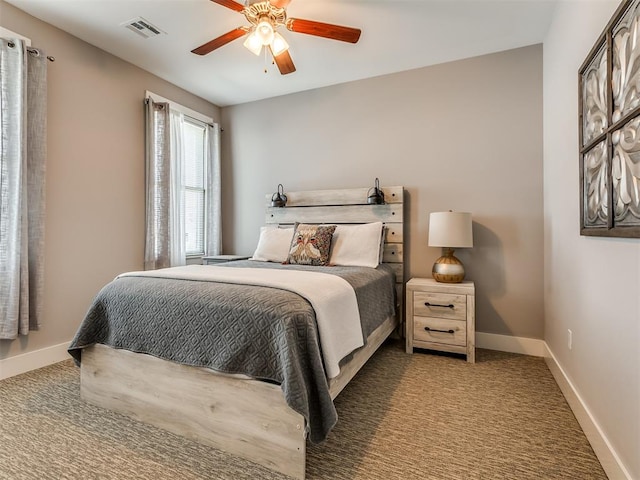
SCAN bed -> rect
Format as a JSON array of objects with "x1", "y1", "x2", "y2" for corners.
[{"x1": 68, "y1": 185, "x2": 404, "y2": 479}]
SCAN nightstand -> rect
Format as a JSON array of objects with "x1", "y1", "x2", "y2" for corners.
[
  {"x1": 202, "y1": 255, "x2": 251, "y2": 265},
  {"x1": 405, "y1": 278, "x2": 475, "y2": 363}
]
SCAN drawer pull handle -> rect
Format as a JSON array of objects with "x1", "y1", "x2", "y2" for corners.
[
  {"x1": 425, "y1": 302, "x2": 454, "y2": 309},
  {"x1": 424, "y1": 327, "x2": 455, "y2": 334}
]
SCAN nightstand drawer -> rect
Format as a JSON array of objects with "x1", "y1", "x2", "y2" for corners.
[
  {"x1": 413, "y1": 316, "x2": 466, "y2": 346},
  {"x1": 413, "y1": 292, "x2": 466, "y2": 320}
]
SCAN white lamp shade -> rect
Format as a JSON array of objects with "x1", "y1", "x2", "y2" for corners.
[
  {"x1": 428, "y1": 212, "x2": 473, "y2": 248},
  {"x1": 271, "y1": 32, "x2": 289, "y2": 56},
  {"x1": 243, "y1": 31, "x2": 263, "y2": 56},
  {"x1": 256, "y1": 20, "x2": 275, "y2": 45}
]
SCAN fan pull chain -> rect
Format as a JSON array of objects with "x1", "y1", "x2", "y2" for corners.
[{"x1": 264, "y1": 48, "x2": 268, "y2": 74}]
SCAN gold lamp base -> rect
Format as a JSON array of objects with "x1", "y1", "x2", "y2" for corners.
[{"x1": 432, "y1": 248, "x2": 465, "y2": 283}]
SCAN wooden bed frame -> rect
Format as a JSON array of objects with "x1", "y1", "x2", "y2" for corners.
[{"x1": 80, "y1": 185, "x2": 404, "y2": 479}]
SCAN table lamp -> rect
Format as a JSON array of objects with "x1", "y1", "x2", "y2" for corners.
[{"x1": 428, "y1": 211, "x2": 473, "y2": 283}]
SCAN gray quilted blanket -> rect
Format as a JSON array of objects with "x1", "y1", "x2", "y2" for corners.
[{"x1": 68, "y1": 261, "x2": 396, "y2": 443}]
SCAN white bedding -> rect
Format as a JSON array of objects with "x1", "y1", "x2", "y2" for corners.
[{"x1": 118, "y1": 265, "x2": 363, "y2": 378}]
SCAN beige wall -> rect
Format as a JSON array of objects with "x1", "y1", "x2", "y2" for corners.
[
  {"x1": 544, "y1": 2, "x2": 639, "y2": 478},
  {"x1": 0, "y1": 1, "x2": 220, "y2": 360},
  {"x1": 221, "y1": 44, "x2": 544, "y2": 340}
]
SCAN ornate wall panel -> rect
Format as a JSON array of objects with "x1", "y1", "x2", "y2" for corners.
[
  {"x1": 582, "y1": 46, "x2": 608, "y2": 146},
  {"x1": 584, "y1": 141, "x2": 609, "y2": 227},
  {"x1": 579, "y1": 0, "x2": 640, "y2": 237},
  {"x1": 612, "y1": 0, "x2": 640, "y2": 122},
  {"x1": 612, "y1": 117, "x2": 640, "y2": 225}
]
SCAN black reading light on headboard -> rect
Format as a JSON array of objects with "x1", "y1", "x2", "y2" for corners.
[
  {"x1": 367, "y1": 178, "x2": 385, "y2": 205},
  {"x1": 271, "y1": 184, "x2": 287, "y2": 208}
]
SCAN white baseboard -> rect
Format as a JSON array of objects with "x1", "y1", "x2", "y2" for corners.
[
  {"x1": 544, "y1": 344, "x2": 631, "y2": 480},
  {"x1": 0, "y1": 341, "x2": 71, "y2": 381},
  {"x1": 476, "y1": 332, "x2": 545, "y2": 356}
]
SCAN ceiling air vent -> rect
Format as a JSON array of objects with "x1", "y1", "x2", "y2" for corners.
[{"x1": 122, "y1": 17, "x2": 165, "y2": 39}]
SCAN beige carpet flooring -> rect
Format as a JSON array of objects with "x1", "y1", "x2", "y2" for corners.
[{"x1": 0, "y1": 342, "x2": 607, "y2": 479}]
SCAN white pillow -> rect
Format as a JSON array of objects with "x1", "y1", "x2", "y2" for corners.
[
  {"x1": 251, "y1": 226, "x2": 294, "y2": 263},
  {"x1": 329, "y1": 222, "x2": 384, "y2": 268}
]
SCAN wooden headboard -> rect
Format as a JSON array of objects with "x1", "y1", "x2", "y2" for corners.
[{"x1": 264, "y1": 185, "x2": 405, "y2": 317}]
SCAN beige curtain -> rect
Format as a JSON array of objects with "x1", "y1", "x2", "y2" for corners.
[
  {"x1": 144, "y1": 100, "x2": 188, "y2": 269},
  {"x1": 0, "y1": 39, "x2": 48, "y2": 339},
  {"x1": 205, "y1": 123, "x2": 221, "y2": 256},
  {"x1": 144, "y1": 99, "x2": 172, "y2": 270}
]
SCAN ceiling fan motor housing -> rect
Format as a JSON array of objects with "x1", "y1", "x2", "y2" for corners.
[{"x1": 244, "y1": 2, "x2": 287, "y2": 29}]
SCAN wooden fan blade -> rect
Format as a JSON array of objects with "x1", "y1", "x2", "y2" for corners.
[
  {"x1": 286, "y1": 18, "x2": 361, "y2": 43},
  {"x1": 270, "y1": 0, "x2": 292, "y2": 8},
  {"x1": 270, "y1": 46, "x2": 296, "y2": 75},
  {"x1": 191, "y1": 27, "x2": 247, "y2": 55},
  {"x1": 210, "y1": 0, "x2": 245, "y2": 12}
]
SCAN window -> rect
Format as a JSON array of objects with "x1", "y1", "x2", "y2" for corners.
[
  {"x1": 144, "y1": 91, "x2": 221, "y2": 269},
  {"x1": 183, "y1": 119, "x2": 207, "y2": 256}
]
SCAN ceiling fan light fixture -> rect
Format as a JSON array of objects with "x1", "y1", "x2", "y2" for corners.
[
  {"x1": 192, "y1": 0, "x2": 362, "y2": 75},
  {"x1": 243, "y1": 30, "x2": 263, "y2": 56},
  {"x1": 271, "y1": 32, "x2": 289, "y2": 56},
  {"x1": 256, "y1": 19, "x2": 275, "y2": 45}
]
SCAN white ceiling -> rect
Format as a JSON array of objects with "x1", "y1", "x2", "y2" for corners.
[{"x1": 5, "y1": 0, "x2": 557, "y2": 107}]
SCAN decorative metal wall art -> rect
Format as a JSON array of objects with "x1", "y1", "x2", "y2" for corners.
[{"x1": 579, "y1": 0, "x2": 640, "y2": 237}]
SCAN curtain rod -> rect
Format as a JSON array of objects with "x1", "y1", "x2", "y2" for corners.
[{"x1": 6, "y1": 40, "x2": 55, "y2": 62}]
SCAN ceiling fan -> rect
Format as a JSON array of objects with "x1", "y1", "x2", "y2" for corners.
[{"x1": 191, "y1": 0, "x2": 362, "y2": 75}]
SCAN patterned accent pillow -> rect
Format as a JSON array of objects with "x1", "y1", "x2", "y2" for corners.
[{"x1": 287, "y1": 223, "x2": 336, "y2": 266}]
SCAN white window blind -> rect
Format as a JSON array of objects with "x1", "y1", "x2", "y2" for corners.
[{"x1": 183, "y1": 119, "x2": 206, "y2": 256}]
